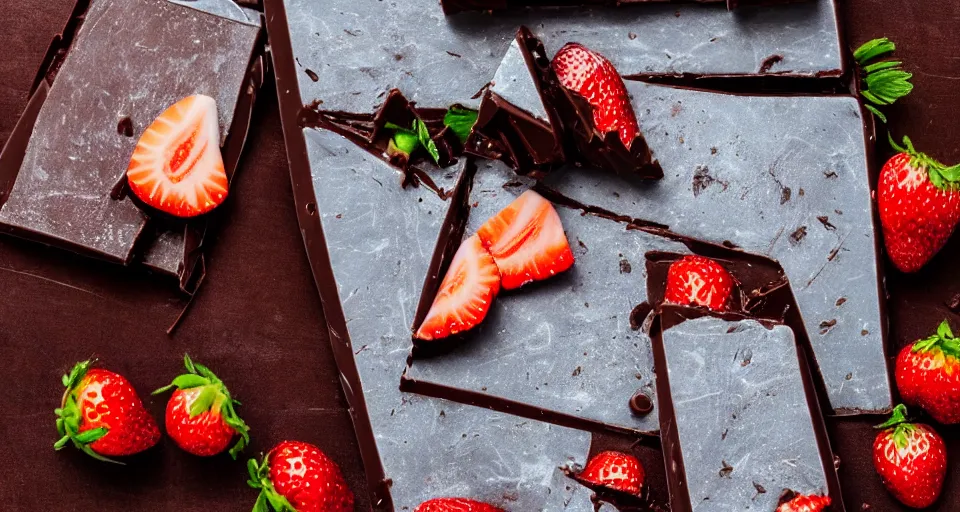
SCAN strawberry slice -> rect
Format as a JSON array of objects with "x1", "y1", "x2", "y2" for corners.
[
  {"x1": 664, "y1": 255, "x2": 734, "y2": 312},
  {"x1": 578, "y1": 450, "x2": 645, "y2": 496},
  {"x1": 476, "y1": 190, "x2": 574, "y2": 290},
  {"x1": 126, "y1": 94, "x2": 229, "y2": 218},
  {"x1": 415, "y1": 497, "x2": 504, "y2": 512},
  {"x1": 776, "y1": 494, "x2": 832, "y2": 512},
  {"x1": 415, "y1": 234, "x2": 501, "y2": 341}
]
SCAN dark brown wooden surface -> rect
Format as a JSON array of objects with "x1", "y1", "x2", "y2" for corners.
[{"x1": 0, "y1": 1, "x2": 958, "y2": 510}]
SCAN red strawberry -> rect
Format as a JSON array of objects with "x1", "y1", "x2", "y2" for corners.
[
  {"x1": 414, "y1": 497, "x2": 504, "y2": 512},
  {"x1": 54, "y1": 360, "x2": 160, "y2": 461},
  {"x1": 577, "y1": 450, "x2": 645, "y2": 496},
  {"x1": 248, "y1": 441, "x2": 354, "y2": 512},
  {"x1": 476, "y1": 190, "x2": 574, "y2": 290},
  {"x1": 153, "y1": 354, "x2": 250, "y2": 458},
  {"x1": 127, "y1": 94, "x2": 229, "y2": 218},
  {"x1": 664, "y1": 255, "x2": 734, "y2": 312},
  {"x1": 551, "y1": 43, "x2": 639, "y2": 149},
  {"x1": 873, "y1": 404, "x2": 947, "y2": 508},
  {"x1": 415, "y1": 234, "x2": 501, "y2": 341},
  {"x1": 776, "y1": 493, "x2": 832, "y2": 512},
  {"x1": 878, "y1": 135, "x2": 960, "y2": 273},
  {"x1": 895, "y1": 320, "x2": 960, "y2": 424}
]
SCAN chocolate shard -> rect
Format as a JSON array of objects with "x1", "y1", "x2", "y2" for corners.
[
  {"x1": 299, "y1": 126, "x2": 595, "y2": 510},
  {"x1": 542, "y1": 80, "x2": 892, "y2": 414},
  {"x1": 651, "y1": 307, "x2": 845, "y2": 512},
  {"x1": 0, "y1": 0, "x2": 261, "y2": 284},
  {"x1": 468, "y1": 26, "x2": 663, "y2": 180},
  {"x1": 275, "y1": 0, "x2": 844, "y2": 116}
]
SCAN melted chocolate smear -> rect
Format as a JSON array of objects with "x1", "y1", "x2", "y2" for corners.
[
  {"x1": 629, "y1": 302, "x2": 652, "y2": 331},
  {"x1": 629, "y1": 390, "x2": 654, "y2": 416},
  {"x1": 117, "y1": 116, "x2": 133, "y2": 137}
]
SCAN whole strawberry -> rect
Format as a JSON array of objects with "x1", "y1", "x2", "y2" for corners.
[
  {"x1": 878, "y1": 134, "x2": 960, "y2": 273},
  {"x1": 873, "y1": 404, "x2": 947, "y2": 508},
  {"x1": 551, "y1": 42, "x2": 639, "y2": 149},
  {"x1": 153, "y1": 354, "x2": 250, "y2": 458},
  {"x1": 248, "y1": 441, "x2": 353, "y2": 512},
  {"x1": 415, "y1": 497, "x2": 504, "y2": 512},
  {"x1": 577, "y1": 450, "x2": 645, "y2": 496},
  {"x1": 776, "y1": 493, "x2": 832, "y2": 512},
  {"x1": 664, "y1": 255, "x2": 734, "y2": 312},
  {"x1": 895, "y1": 319, "x2": 960, "y2": 424},
  {"x1": 54, "y1": 360, "x2": 160, "y2": 462}
]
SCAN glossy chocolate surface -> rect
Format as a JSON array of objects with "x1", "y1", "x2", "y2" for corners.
[
  {"x1": 542, "y1": 80, "x2": 892, "y2": 414},
  {"x1": 282, "y1": 0, "x2": 843, "y2": 114},
  {"x1": 652, "y1": 308, "x2": 843, "y2": 511},
  {"x1": 0, "y1": 0, "x2": 260, "y2": 280}
]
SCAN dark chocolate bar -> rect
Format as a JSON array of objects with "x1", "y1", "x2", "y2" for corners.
[
  {"x1": 651, "y1": 306, "x2": 844, "y2": 511},
  {"x1": 0, "y1": 0, "x2": 262, "y2": 289},
  {"x1": 279, "y1": 0, "x2": 844, "y2": 117},
  {"x1": 541, "y1": 80, "x2": 892, "y2": 414},
  {"x1": 298, "y1": 126, "x2": 597, "y2": 510}
]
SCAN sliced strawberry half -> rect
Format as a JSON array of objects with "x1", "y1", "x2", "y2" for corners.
[
  {"x1": 126, "y1": 94, "x2": 229, "y2": 218},
  {"x1": 577, "y1": 450, "x2": 645, "y2": 496},
  {"x1": 776, "y1": 493, "x2": 832, "y2": 512},
  {"x1": 414, "y1": 497, "x2": 504, "y2": 512},
  {"x1": 415, "y1": 234, "x2": 501, "y2": 341},
  {"x1": 476, "y1": 190, "x2": 574, "y2": 290}
]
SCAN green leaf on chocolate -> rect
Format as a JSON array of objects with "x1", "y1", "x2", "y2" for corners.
[
  {"x1": 415, "y1": 119, "x2": 440, "y2": 164},
  {"x1": 443, "y1": 105, "x2": 479, "y2": 144}
]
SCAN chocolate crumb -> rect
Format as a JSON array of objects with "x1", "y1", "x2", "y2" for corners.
[
  {"x1": 789, "y1": 226, "x2": 807, "y2": 245},
  {"x1": 619, "y1": 258, "x2": 632, "y2": 274},
  {"x1": 758, "y1": 54, "x2": 784, "y2": 74},
  {"x1": 817, "y1": 215, "x2": 836, "y2": 231},
  {"x1": 836, "y1": 297, "x2": 847, "y2": 306},
  {"x1": 117, "y1": 116, "x2": 134, "y2": 137},
  {"x1": 861, "y1": 329, "x2": 869, "y2": 336},
  {"x1": 628, "y1": 32, "x2": 637, "y2": 40},
  {"x1": 721, "y1": 428, "x2": 728, "y2": 440},
  {"x1": 711, "y1": 147, "x2": 718, "y2": 155},
  {"x1": 719, "y1": 461, "x2": 734, "y2": 478},
  {"x1": 819, "y1": 319, "x2": 837, "y2": 334},
  {"x1": 629, "y1": 390, "x2": 654, "y2": 416},
  {"x1": 577, "y1": 240, "x2": 588, "y2": 253},
  {"x1": 824, "y1": 170, "x2": 838, "y2": 179},
  {"x1": 304, "y1": 69, "x2": 319, "y2": 82},
  {"x1": 572, "y1": 366, "x2": 582, "y2": 377},
  {"x1": 445, "y1": 50, "x2": 461, "y2": 58},
  {"x1": 753, "y1": 482, "x2": 766, "y2": 494},
  {"x1": 780, "y1": 187, "x2": 792, "y2": 204},
  {"x1": 845, "y1": 373, "x2": 853, "y2": 380}
]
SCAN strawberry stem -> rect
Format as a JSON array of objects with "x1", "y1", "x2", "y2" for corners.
[
  {"x1": 911, "y1": 319, "x2": 960, "y2": 358},
  {"x1": 876, "y1": 403, "x2": 910, "y2": 430},
  {"x1": 888, "y1": 133, "x2": 960, "y2": 191},
  {"x1": 854, "y1": 38, "x2": 913, "y2": 124},
  {"x1": 248, "y1": 454, "x2": 298, "y2": 512}
]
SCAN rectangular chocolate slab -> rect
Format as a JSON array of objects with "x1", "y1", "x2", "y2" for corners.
[
  {"x1": 652, "y1": 308, "x2": 843, "y2": 511},
  {"x1": 278, "y1": 0, "x2": 843, "y2": 114},
  {"x1": 0, "y1": 0, "x2": 260, "y2": 271},
  {"x1": 301, "y1": 126, "x2": 597, "y2": 510},
  {"x1": 541, "y1": 80, "x2": 892, "y2": 414}
]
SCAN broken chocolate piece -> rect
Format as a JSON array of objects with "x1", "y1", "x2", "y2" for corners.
[
  {"x1": 0, "y1": 0, "x2": 261, "y2": 285},
  {"x1": 651, "y1": 306, "x2": 844, "y2": 512}
]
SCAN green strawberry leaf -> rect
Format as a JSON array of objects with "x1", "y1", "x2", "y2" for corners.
[
  {"x1": 415, "y1": 119, "x2": 440, "y2": 164},
  {"x1": 183, "y1": 354, "x2": 197, "y2": 374},
  {"x1": 172, "y1": 374, "x2": 209, "y2": 389},
  {"x1": 192, "y1": 362, "x2": 218, "y2": 381},
  {"x1": 189, "y1": 385, "x2": 219, "y2": 417},
  {"x1": 938, "y1": 319, "x2": 954, "y2": 339},
  {"x1": 853, "y1": 38, "x2": 896, "y2": 64},
  {"x1": 252, "y1": 493, "x2": 270, "y2": 512},
  {"x1": 73, "y1": 427, "x2": 108, "y2": 444},
  {"x1": 443, "y1": 105, "x2": 479, "y2": 144},
  {"x1": 864, "y1": 104, "x2": 887, "y2": 124},
  {"x1": 265, "y1": 492, "x2": 297, "y2": 512}
]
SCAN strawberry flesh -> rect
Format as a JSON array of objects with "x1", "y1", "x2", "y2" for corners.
[
  {"x1": 415, "y1": 234, "x2": 501, "y2": 341},
  {"x1": 476, "y1": 190, "x2": 574, "y2": 290},
  {"x1": 577, "y1": 450, "x2": 645, "y2": 496},
  {"x1": 414, "y1": 497, "x2": 504, "y2": 512},
  {"x1": 775, "y1": 493, "x2": 832, "y2": 512},
  {"x1": 127, "y1": 94, "x2": 229, "y2": 218},
  {"x1": 894, "y1": 320, "x2": 960, "y2": 424},
  {"x1": 551, "y1": 42, "x2": 639, "y2": 149},
  {"x1": 664, "y1": 255, "x2": 734, "y2": 312}
]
